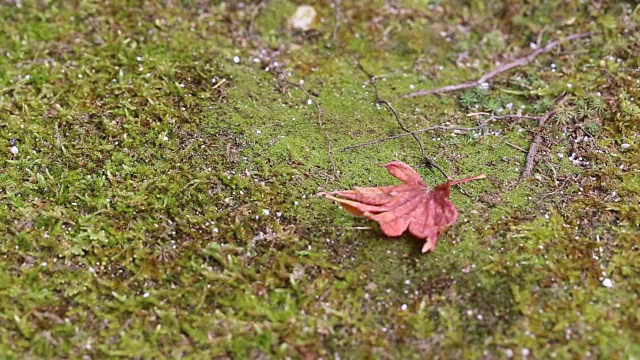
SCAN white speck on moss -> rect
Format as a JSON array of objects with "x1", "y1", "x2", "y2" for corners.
[
  {"x1": 10, "y1": 146, "x2": 19, "y2": 155},
  {"x1": 233, "y1": 56, "x2": 240, "y2": 64},
  {"x1": 602, "y1": 278, "x2": 613, "y2": 288},
  {"x1": 505, "y1": 349, "x2": 514, "y2": 358},
  {"x1": 400, "y1": 304, "x2": 407, "y2": 311}
]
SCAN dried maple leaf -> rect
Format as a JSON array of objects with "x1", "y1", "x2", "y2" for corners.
[{"x1": 320, "y1": 161, "x2": 486, "y2": 253}]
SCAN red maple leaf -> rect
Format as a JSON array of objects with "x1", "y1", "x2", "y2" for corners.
[{"x1": 320, "y1": 161, "x2": 486, "y2": 253}]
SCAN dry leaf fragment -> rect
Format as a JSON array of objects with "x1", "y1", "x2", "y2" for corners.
[{"x1": 320, "y1": 161, "x2": 486, "y2": 253}]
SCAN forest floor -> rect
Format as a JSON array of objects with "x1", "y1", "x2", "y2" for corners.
[{"x1": 1, "y1": 1, "x2": 639, "y2": 358}]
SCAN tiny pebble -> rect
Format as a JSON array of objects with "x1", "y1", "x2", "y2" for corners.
[
  {"x1": 602, "y1": 278, "x2": 613, "y2": 288},
  {"x1": 621, "y1": 143, "x2": 631, "y2": 149},
  {"x1": 233, "y1": 56, "x2": 240, "y2": 64},
  {"x1": 10, "y1": 146, "x2": 19, "y2": 155}
]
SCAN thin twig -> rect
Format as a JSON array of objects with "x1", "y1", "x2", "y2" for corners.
[
  {"x1": 248, "y1": 0, "x2": 269, "y2": 37},
  {"x1": 332, "y1": 0, "x2": 342, "y2": 47},
  {"x1": 285, "y1": 81, "x2": 337, "y2": 174},
  {"x1": 520, "y1": 93, "x2": 570, "y2": 179},
  {"x1": 504, "y1": 141, "x2": 527, "y2": 153},
  {"x1": 54, "y1": 121, "x2": 66, "y2": 154},
  {"x1": 356, "y1": 61, "x2": 448, "y2": 179},
  {"x1": 543, "y1": 158, "x2": 559, "y2": 186},
  {"x1": 343, "y1": 124, "x2": 476, "y2": 151},
  {"x1": 402, "y1": 32, "x2": 593, "y2": 98},
  {"x1": 212, "y1": 78, "x2": 227, "y2": 90},
  {"x1": 468, "y1": 113, "x2": 541, "y2": 121},
  {"x1": 520, "y1": 110, "x2": 556, "y2": 179},
  {"x1": 342, "y1": 114, "x2": 540, "y2": 151}
]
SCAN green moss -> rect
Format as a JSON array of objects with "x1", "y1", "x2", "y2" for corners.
[{"x1": 0, "y1": 1, "x2": 638, "y2": 358}]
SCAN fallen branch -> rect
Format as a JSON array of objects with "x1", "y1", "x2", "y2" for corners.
[{"x1": 402, "y1": 32, "x2": 592, "y2": 98}]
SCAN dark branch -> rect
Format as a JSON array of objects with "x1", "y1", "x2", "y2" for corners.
[{"x1": 402, "y1": 32, "x2": 593, "y2": 98}]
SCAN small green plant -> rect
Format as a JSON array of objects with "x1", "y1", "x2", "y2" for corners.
[
  {"x1": 532, "y1": 98, "x2": 554, "y2": 114},
  {"x1": 555, "y1": 103, "x2": 577, "y2": 125},
  {"x1": 459, "y1": 88, "x2": 488, "y2": 110}
]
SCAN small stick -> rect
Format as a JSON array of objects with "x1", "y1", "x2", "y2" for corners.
[
  {"x1": 212, "y1": 78, "x2": 227, "y2": 90},
  {"x1": 248, "y1": 0, "x2": 269, "y2": 37},
  {"x1": 450, "y1": 173, "x2": 486, "y2": 186},
  {"x1": 402, "y1": 32, "x2": 593, "y2": 98},
  {"x1": 342, "y1": 124, "x2": 478, "y2": 151},
  {"x1": 356, "y1": 61, "x2": 448, "y2": 179},
  {"x1": 342, "y1": 114, "x2": 541, "y2": 151},
  {"x1": 332, "y1": 0, "x2": 342, "y2": 47},
  {"x1": 520, "y1": 110, "x2": 556, "y2": 179},
  {"x1": 543, "y1": 158, "x2": 559, "y2": 186},
  {"x1": 504, "y1": 141, "x2": 527, "y2": 153},
  {"x1": 519, "y1": 93, "x2": 569, "y2": 180},
  {"x1": 286, "y1": 81, "x2": 338, "y2": 174},
  {"x1": 54, "y1": 121, "x2": 67, "y2": 154}
]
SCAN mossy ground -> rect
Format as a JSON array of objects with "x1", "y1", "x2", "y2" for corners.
[{"x1": 1, "y1": 1, "x2": 639, "y2": 358}]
